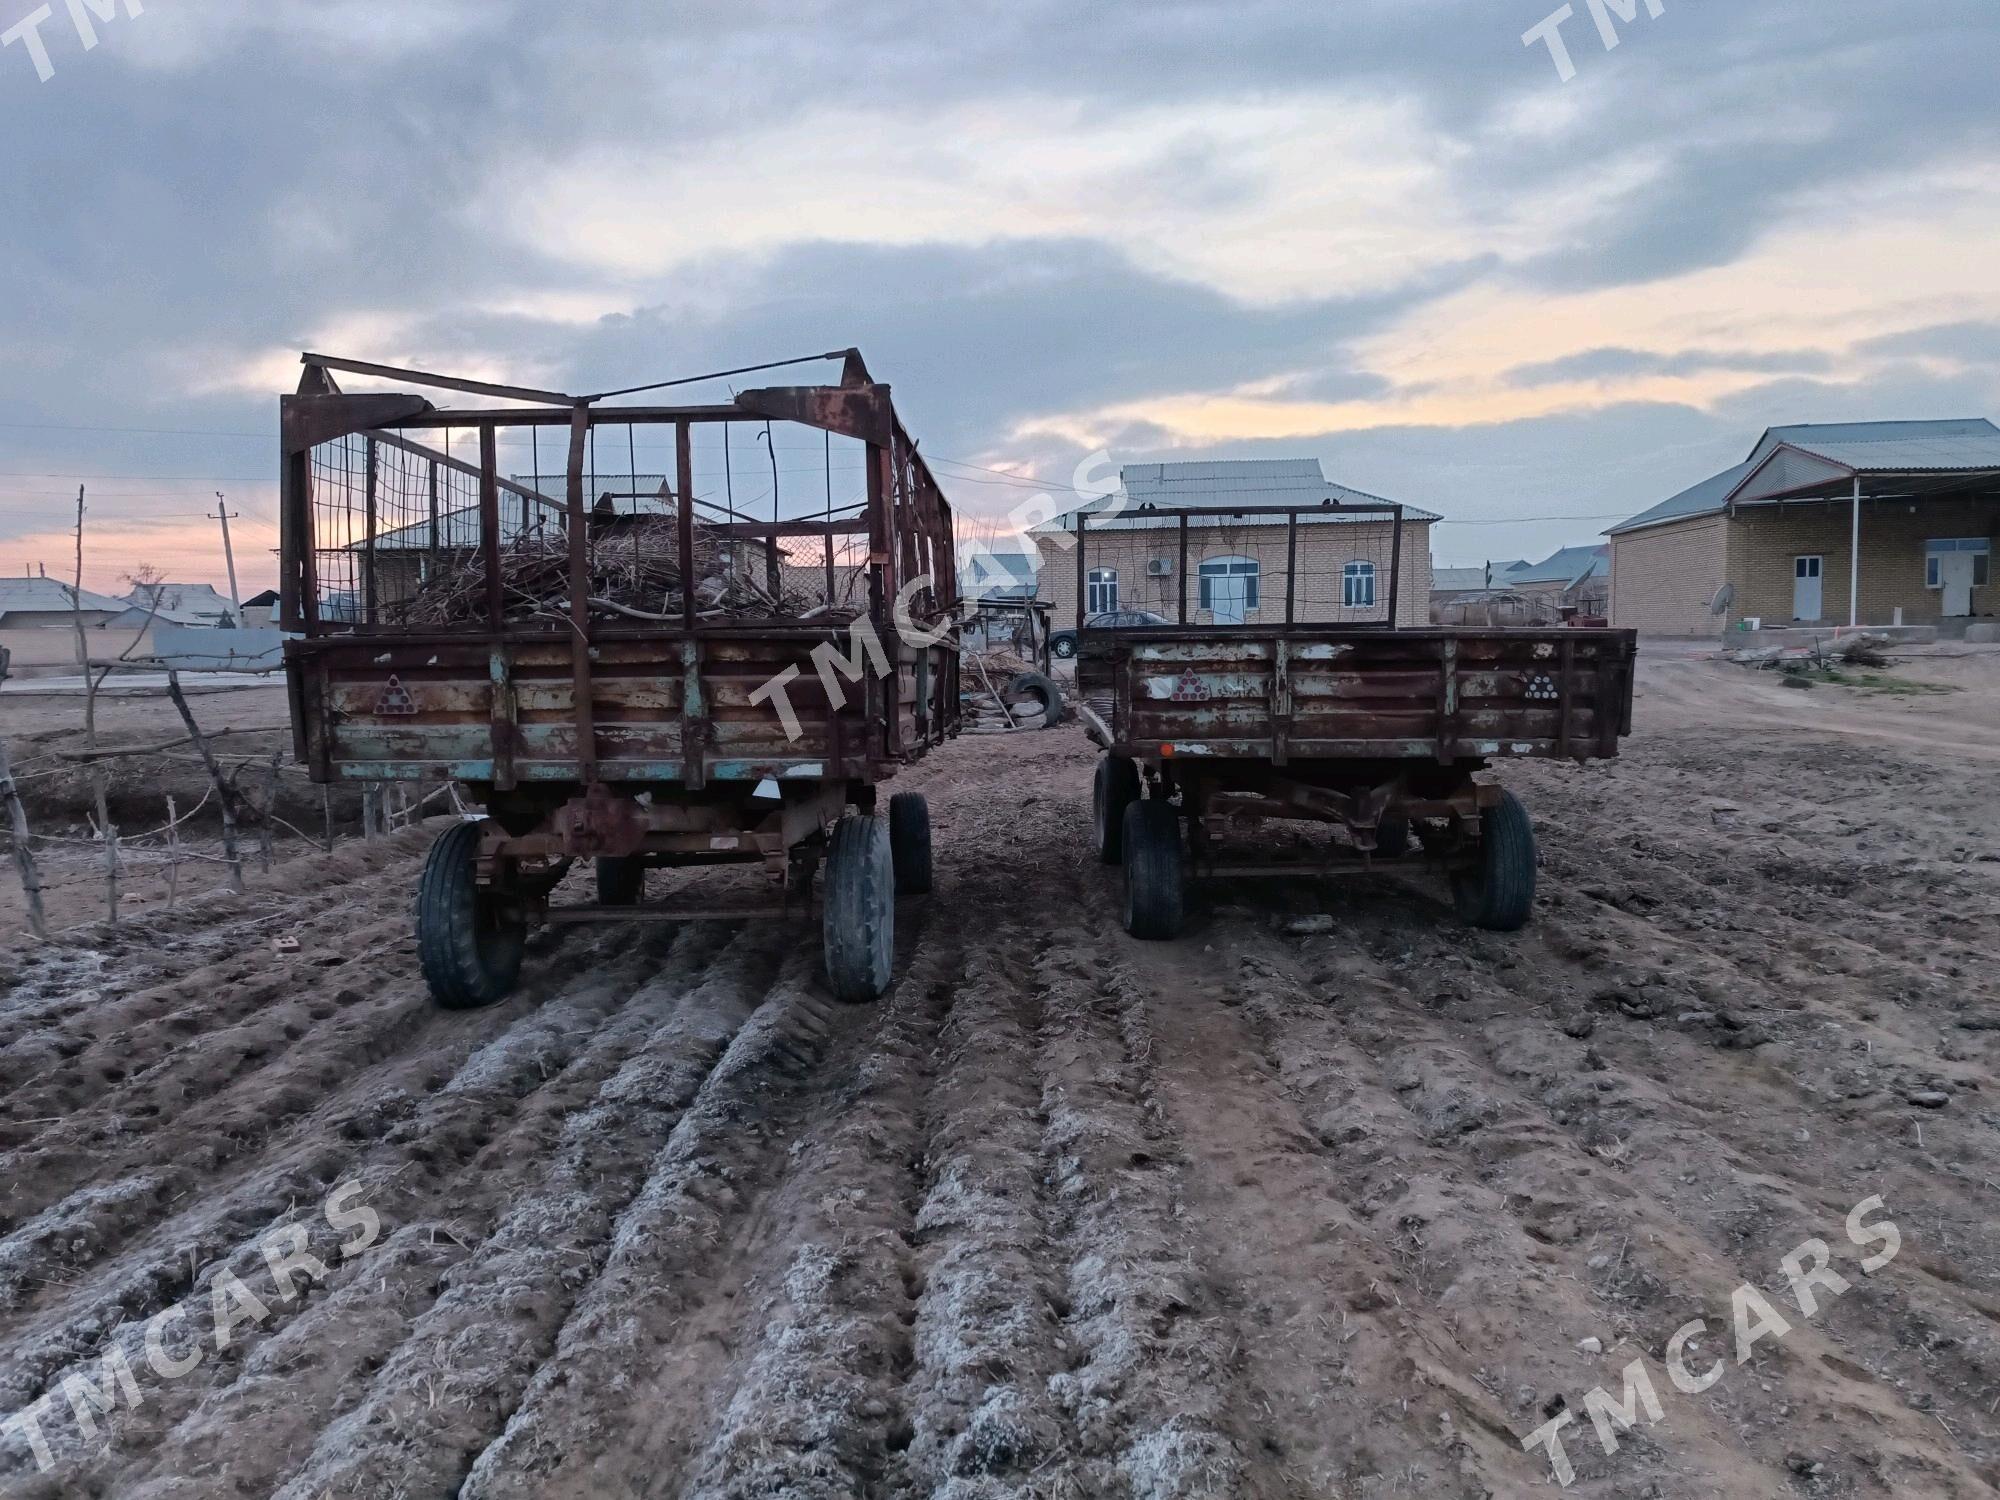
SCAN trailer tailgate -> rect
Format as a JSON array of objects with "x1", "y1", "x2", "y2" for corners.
[{"x1": 1086, "y1": 628, "x2": 1637, "y2": 762}]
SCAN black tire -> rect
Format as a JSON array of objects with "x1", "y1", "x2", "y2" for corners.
[
  {"x1": 1005, "y1": 671, "x2": 1068, "y2": 728},
  {"x1": 889, "y1": 792, "x2": 933, "y2": 896},
  {"x1": 1375, "y1": 818, "x2": 1412, "y2": 858},
  {"x1": 1453, "y1": 790, "x2": 1537, "y2": 932},
  {"x1": 1093, "y1": 756, "x2": 1141, "y2": 865},
  {"x1": 596, "y1": 855, "x2": 645, "y2": 907},
  {"x1": 416, "y1": 821, "x2": 525, "y2": 1010},
  {"x1": 1051, "y1": 633, "x2": 1078, "y2": 660},
  {"x1": 823, "y1": 814, "x2": 895, "y2": 1003},
  {"x1": 1121, "y1": 800, "x2": 1185, "y2": 941}
]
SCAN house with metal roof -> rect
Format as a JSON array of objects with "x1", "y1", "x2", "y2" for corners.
[
  {"x1": 1030, "y1": 459, "x2": 1438, "y2": 628},
  {"x1": 1605, "y1": 419, "x2": 2000, "y2": 635},
  {"x1": 1508, "y1": 545, "x2": 1610, "y2": 614},
  {"x1": 0, "y1": 577, "x2": 131, "y2": 627}
]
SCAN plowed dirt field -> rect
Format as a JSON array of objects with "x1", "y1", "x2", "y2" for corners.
[{"x1": 3, "y1": 652, "x2": 1999, "y2": 1499}]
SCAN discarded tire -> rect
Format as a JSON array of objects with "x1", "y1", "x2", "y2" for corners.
[
  {"x1": 1121, "y1": 799, "x2": 1185, "y2": 941},
  {"x1": 1005, "y1": 671, "x2": 1067, "y2": 729},
  {"x1": 1093, "y1": 755, "x2": 1141, "y2": 865},
  {"x1": 823, "y1": 813, "x2": 895, "y2": 1003},
  {"x1": 1453, "y1": 790, "x2": 1537, "y2": 932},
  {"x1": 596, "y1": 855, "x2": 645, "y2": 907},
  {"x1": 416, "y1": 821, "x2": 525, "y2": 1010},
  {"x1": 889, "y1": 791, "x2": 933, "y2": 896}
]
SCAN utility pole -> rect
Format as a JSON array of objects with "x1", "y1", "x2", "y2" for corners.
[{"x1": 215, "y1": 493, "x2": 242, "y2": 617}]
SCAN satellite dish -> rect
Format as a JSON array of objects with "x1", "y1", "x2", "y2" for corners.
[{"x1": 1710, "y1": 582, "x2": 1737, "y2": 616}]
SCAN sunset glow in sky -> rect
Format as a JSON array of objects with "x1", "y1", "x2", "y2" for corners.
[{"x1": 2, "y1": 0, "x2": 1997, "y2": 590}]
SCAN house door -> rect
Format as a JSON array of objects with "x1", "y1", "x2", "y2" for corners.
[
  {"x1": 1792, "y1": 555, "x2": 1823, "y2": 621},
  {"x1": 1939, "y1": 551, "x2": 1975, "y2": 617}
]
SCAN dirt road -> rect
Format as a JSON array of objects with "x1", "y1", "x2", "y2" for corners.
[{"x1": 2, "y1": 653, "x2": 1998, "y2": 1498}]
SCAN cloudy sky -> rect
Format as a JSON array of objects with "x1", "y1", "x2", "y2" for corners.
[{"x1": 2, "y1": 0, "x2": 1997, "y2": 593}]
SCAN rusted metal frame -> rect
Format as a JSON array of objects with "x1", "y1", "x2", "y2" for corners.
[
  {"x1": 1386, "y1": 505, "x2": 1404, "y2": 627},
  {"x1": 1558, "y1": 636, "x2": 1575, "y2": 760},
  {"x1": 705, "y1": 518, "x2": 872, "y2": 541},
  {"x1": 426, "y1": 457, "x2": 441, "y2": 579},
  {"x1": 302, "y1": 352, "x2": 576, "y2": 406},
  {"x1": 677, "y1": 422, "x2": 697, "y2": 632},
  {"x1": 1436, "y1": 637, "x2": 1458, "y2": 764},
  {"x1": 1272, "y1": 637, "x2": 1292, "y2": 768},
  {"x1": 478, "y1": 425, "x2": 504, "y2": 628},
  {"x1": 1179, "y1": 513, "x2": 1190, "y2": 623},
  {"x1": 490, "y1": 648, "x2": 518, "y2": 792},
  {"x1": 682, "y1": 638, "x2": 708, "y2": 791},
  {"x1": 281, "y1": 441, "x2": 317, "y2": 633},
  {"x1": 1285, "y1": 512, "x2": 1299, "y2": 626},
  {"x1": 1075, "y1": 511, "x2": 1089, "y2": 632},
  {"x1": 388, "y1": 403, "x2": 737, "y2": 431},
  {"x1": 1124, "y1": 502, "x2": 1400, "y2": 519},
  {"x1": 564, "y1": 405, "x2": 600, "y2": 782},
  {"x1": 363, "y1": 435, "x2": 379, "y2": 626}
]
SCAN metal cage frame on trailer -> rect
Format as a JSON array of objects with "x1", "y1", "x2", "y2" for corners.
[{"x1": 1070, "y1": 500, "x2": 1407, "y2": 633}]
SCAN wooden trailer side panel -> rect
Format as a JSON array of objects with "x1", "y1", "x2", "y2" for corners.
[
  {"x1": 295, "y1": 633, "x2": 953, "y2": 786},
  {"x1": 1086, "y1": 628, "x2": 1637, "y2": 763}
]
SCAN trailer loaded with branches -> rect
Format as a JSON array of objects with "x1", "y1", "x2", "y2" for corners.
[{"x1": 279, "y1": 349, "x2": 960, "y2": 1005}]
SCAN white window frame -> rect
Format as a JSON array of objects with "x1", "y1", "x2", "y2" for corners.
[
  {"x1": 1197, "y1": 556, "x2": 1261, "y2": 614},
  {"x1": 1926, "y1": 538, "x2": 1991, "y2": 590},
  {"x1": 1086, "y1": 568, "x2": 1119, "y2": 614},
  {"x1": 1343, "y1": 560, "x2": 1378, "y2": 609}
]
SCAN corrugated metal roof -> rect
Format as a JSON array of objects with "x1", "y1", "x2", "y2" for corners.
[
  {"x1": 1606, "y1": 462, "x2": 1757, "y2": 535},
  {"x1": 1032, "y1": 458, "x2": 1439, "y2": 533},
  {"x1": 1613, "y1": 419, "x2": 2000, "y2": 536},
  {"x1": 1431, "y1": 567, "x2": 1492, "y2": 592},
  {"x1": 128, "y1": 582, "x2": 236, "y2": 619},
  {"x1": 1750, "y1": 418, "x2": 2000, "y2": 466},
  {"x1": 0, "y1": 577, "x2": 130, "y2": 617},
  {"x1": 1511, "y1": 545, "x2": 1609, "y2": 586}
]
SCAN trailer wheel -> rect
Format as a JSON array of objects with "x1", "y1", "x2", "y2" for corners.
[
  {"x1": 1453, "y1": 790, "x2": 1537, "y2": 932},
  {"x1": 416, "y1": 821, "x2": 525, "y2": 1010},
  {"x1": 596, "y1": 856, "x2": 645, "y2": 907},
  {"x1": 823, "y1": 814, "x2": 895, "y2": 1003},
  {"x1": 1121, "y1": 800, "x2": 1185, "y2": 941},
  {"x1": 889, "y1": 792, "x2": 933, "y2": 896},
  {"x1": 1093, "y1": 755, "x2": 1141, "y2": 865}
]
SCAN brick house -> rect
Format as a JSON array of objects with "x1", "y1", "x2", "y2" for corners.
[
  {"x1": 1030, "y1": 460, "x2": 1436, "y2": 630},
  {"x1": 1607, "y1": 420, "x2": 2000, "y2": 636}
]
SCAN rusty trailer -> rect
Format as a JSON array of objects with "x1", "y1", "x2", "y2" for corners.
[
  {"x1": 279, "y1": 350, "x2": 960, "y2": 1006},
  {"x1": 1069, "y1": 502, "x2": 1638, "y2": 937}
]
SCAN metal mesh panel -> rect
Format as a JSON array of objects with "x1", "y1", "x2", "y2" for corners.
[{"x1": 300, "y1": 422, "x2": 905, "y2": 632}]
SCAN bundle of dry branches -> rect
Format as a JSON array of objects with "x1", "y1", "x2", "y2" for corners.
[{"x1": 398, "y1": 519, "x2": 865, "y2": 628}]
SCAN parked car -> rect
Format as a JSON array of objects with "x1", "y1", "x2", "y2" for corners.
[{"x1": 1050, "y1": 609, "x2": 1169, "y2": 659}]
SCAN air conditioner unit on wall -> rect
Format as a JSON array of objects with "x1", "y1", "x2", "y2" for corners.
[{"x1": 1146, "y1": 559, "x2": 1174, "y2": 577}]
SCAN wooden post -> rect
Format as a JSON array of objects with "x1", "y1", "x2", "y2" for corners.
[
  {"x1": 165, "y1": 795, "x2": 180, "y2": 909},
  {"x1": 0, "y1": 651, "x2": 48, "y2": 940},
  {"x1": 167, "y1": 671, "x2": 244, "y2": 894},
  {"x1": 258, "y1": 753, "x2": 280, "y2": 873},
  {"x1": 321, "y1": 785, "x2": 335, "y2": 853}
]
